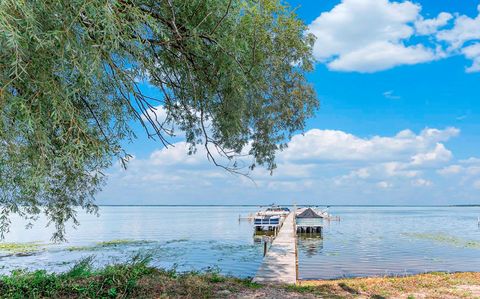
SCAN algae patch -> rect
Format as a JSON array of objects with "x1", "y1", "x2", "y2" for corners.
[
  {"x1": 0, "y1": 242, "x2": 44, "y2": 255},
  {"x1": 67, "y1": 239, "x2": 154, "y2": 251},
  {"x1": 164, "y1": 238, "x2": 189, "y2": 245},
  {"x1": 403, "y1": 233, "x2": 480, "y2": 249}
]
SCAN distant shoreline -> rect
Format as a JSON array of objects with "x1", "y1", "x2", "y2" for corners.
[{"x1": 97, "y1": 204, "x2": 480, "y2": 207}]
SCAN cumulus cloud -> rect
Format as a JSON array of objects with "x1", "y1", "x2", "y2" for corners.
[
  {"x1": 97, "y1": 126, "x2": 479, "y2": 205},
  {"x1": 461, "y1": 43, "x2": 480, "y2": 72},
  {"x1": 415, "y1": 12, "x2": 453, "y2": 35},
  {"x1": 412, "y1": 178, "x2": 433, "y2": 187},
  {"x1": 141, "y1": 105, "x2": 168, "y2": 124},
  {"x1": 308, "y1": 0, "x2": 438, "y2": 72},
  {"x1": 437, "y1": 165, "x2": 462, "y2": 176},
  {"x1": 307, "y1": 1, "x2": 480, "y2": 73},
  {"x1": 437, "y1": 6, "x2": 480, "y2": 49},
  {"x1": 436, "y1": 5, "x2": 480, "y2": 72},
  {"x1": 460, "y1": 157, "x2": 480, "y2": 164},
  {"x1": 280, "y1": 127, "x2": 458, "y2": 163},
  {"x1": 410, "y1": 143, "x2": 452, "y2": 166}
]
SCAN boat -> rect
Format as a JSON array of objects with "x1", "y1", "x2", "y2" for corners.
[
  {"x1": 256, "y1": 205, "x2": 290, "y2": 217},
  {"x1": 253, "y1": 205, "x2": 290, "y2": 233},
  {"x1": 254, "y1": 215, "x2": 281, "y2": 226}
]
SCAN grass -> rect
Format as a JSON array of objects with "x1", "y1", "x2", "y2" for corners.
[
  {"x1": 0, "y1": 255, "x2": 261, "y2": 299},
  {"x1": 1, "y1": 257, "x2": 479, "y2": 298},
  {"x1": 299, "y1": 272, "x2": 480, "y2": 298}
]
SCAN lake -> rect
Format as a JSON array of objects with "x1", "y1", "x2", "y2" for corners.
[{"x1": 1, "y1": 206, "x2": 479, "y2": 279}]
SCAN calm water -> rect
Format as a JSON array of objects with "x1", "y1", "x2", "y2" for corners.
[{"x1": 1, "y1": 206, "x2": 480, "y2": 279}]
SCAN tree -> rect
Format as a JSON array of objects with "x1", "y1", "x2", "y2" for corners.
[{"x1": 0, "y1": 0, "x2": 318, "y2": 241}]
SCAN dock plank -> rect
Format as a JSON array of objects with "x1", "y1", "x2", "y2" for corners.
[{"x1": 253, "y1": 212, "x2": 297, "y2": 284}]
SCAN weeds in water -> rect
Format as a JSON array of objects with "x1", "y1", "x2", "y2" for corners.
[
  {"x1": 403, "y1": 233, "x2": 480, "y2": 249},
  {"x1": 66, "y1": 239, "x2": 154, "y2": 251},
  {"x1": 0, "y1": 242, "x2": 44, "y2": 255}
]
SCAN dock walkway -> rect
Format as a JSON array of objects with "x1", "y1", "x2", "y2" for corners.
[{"x1": 253, "y1": 212, "x2": 297, "y2": 284}]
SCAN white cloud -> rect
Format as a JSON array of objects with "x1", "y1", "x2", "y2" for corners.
[
  {"x1": 437, "y1": 159, "x2": 480, "y2": 188},
  {"x1": 467, "y1": 166, "x2": 480, "y2": 176},
  {"x1": 383, "y1": 90, "x2": 401, "y2": 100},
  {"x1": 411, "y1": 143, "x2": 452, "y2": 166},
  {"x1": 97, "y1": 125, "x2": 479, "y2": 205},
  {"x1": 142, "y1": 105, "x2": 167, "y2": 122},
  {"x1": 328, "y1": 42, "x2": 435, "y2": 72},
  {"x1": 149, "y1": 142, "x2": 202, "y2": 166},
  {"x1": 474, "y1": 180, "x2": 480, "y2": 190},
  {"x1": 437, "y1": 165, "x2": 462, "y2": 176},
  {"x1": 458, "y1": 158, "x2": 480, "y2": 176},
  {"x1": 307, "y1": 1, "x2": 480, "y2": 73},
  {"x1": 281, "y1": 127, "x2": 458, "y2": 163},
  {"x1": 460, "y1": 157, "x2": 480, "y2": 165},
  {"x1": 308, "y1": 0, "x2": 438, "y2": 72},
  {"x1": 462, "y1": 43, "x2": 480, "y2": 72},
  {"x1": 383, "y1": 162, "x2": 419, "y2": 178},
  {"x1": 377, "y1": 181, "x2": 393, "y2": 189},
  {"x1": 437, "y1": 6, "x2": 480, "y2": 49},
  {"x1": 436, "y1": 5, "x2": 480, "y2": 72},
  {"x1": 415, "y1": 12, "x2": 453, "y2": 35},
  {"x1": 412, "y1": 178, "x2": 433, "y2": 187}
]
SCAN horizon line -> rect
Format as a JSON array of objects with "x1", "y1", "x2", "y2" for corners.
[{"x1": 96, "y1": 204, "x2": 480, "y2": 207}]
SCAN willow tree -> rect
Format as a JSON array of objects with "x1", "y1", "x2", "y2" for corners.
[{"x1": 0, "y1": 0, "x2": 317, "y2": 240}]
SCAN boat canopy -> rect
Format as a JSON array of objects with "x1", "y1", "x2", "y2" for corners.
[{"x1": 297, "y1": 208, "x2": 323, "y2": 218}]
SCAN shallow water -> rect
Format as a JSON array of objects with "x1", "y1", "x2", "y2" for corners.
[
  {"x1": 1, "y1": 206, "x2": 480, "y2": 279},
  {"x1": 1, "y1": 206, "x2": 262, "y2": 278},
  {"x1": 298, "y1": 206, "x2": 480, "y2": 279}
]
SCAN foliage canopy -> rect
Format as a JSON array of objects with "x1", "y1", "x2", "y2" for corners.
[{"x1": 0, "y1": 0, "x2": 317, "y2": 240}]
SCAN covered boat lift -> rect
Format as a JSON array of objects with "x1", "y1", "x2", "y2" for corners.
[{"x1": 296, "y1": 208, "x2": 323, "y2": 236}]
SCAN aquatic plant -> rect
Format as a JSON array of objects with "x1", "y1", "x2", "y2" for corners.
[
  {"x1": 164, "y1": 238, "x2": 189, "y2": 245},
  {"x1": 67, "y1": 239, "x2": 154, "y2": 251},
  {"x1": 403, "y1": 233, "x2": 480, "y2": 249},
  {"x1": 0, "y1": 242, "x2": 44, "y2": 255}
]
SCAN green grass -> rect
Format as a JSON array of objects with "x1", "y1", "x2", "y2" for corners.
[
  {"x1": 1, "y1": 257, "x2": 479, "y2": 298},
  {"x1": 0, "y1": 255, "x2": 154, "y2": 299},
  {"x1": 0, "y1": 255, "x2": 257, "y2": 299}
]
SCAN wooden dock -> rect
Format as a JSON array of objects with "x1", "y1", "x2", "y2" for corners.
[{"x1": 253, "y1": 212, "x2": 297, "y2": 284}]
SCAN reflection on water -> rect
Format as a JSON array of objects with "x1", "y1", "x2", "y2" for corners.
[
  {"x1": 297, "y1": 206, "x2": 480, "y2": 279},
  {"x1": 1, "y1": 206, "x2": 480, "y2": 280},
  {"x1": 297, "y1": 236, "x2": 323, "y2": 258}
]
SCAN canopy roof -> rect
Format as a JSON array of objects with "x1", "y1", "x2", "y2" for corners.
[{"x1": 297, "y1": 208, "x2": 322, "y2": 218}]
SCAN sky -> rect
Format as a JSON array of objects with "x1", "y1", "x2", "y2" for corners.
[{"x1": 98, "y1": 0, "x2": 480, "y2": 206}]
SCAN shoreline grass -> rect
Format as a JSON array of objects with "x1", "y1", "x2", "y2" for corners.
[
  {"x1": 0, "y1": 257, "x2": 479, "y2": 298},
  {"x1": 299, "y1": 272, "x2": 480, "y2": 298}
]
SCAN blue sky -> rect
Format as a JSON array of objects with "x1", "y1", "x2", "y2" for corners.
[{"x1": 98, "y1": 0, "x2": 480, "y2": 205}]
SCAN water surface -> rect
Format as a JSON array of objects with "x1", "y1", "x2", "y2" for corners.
[
  {"x1": 1, "y1": 206, "x2": 480, "y2": 279},
  {"x1": 1, "y1": 206, "x2": 262, "y2": 277},
  {"x1": 298, "y1": 206, "x2": 480, "y2": 279}
]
